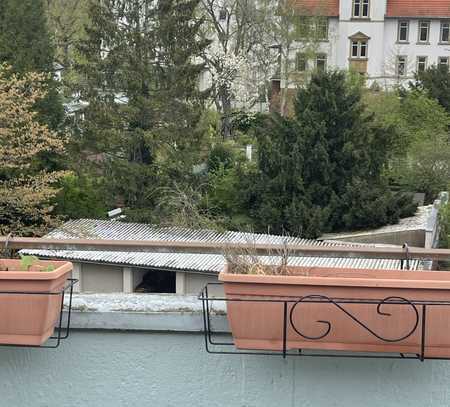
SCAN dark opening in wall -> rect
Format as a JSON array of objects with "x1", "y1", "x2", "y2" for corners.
[{"x1": 135, "y1": 270, "x2": 176, "y2": 293}]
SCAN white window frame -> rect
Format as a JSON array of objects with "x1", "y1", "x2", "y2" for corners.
[
  {"x1": 296, "y1": 53, "x2": 307, "y2": 72},
  {"x1": 438, "y1": 56, "x2": 449, "y2": 69},
  {"x1": 418, "y1": 20, "x2": 430, "y2": 43},
  {"x1": 316, "y1": 18, "x2": 329, "y2": 41},
  {"x1": 397, "y1": 55, "x2": 407, "y2": 76},
  {"x1": 397, "y1": 20, "x2": 409, "y2": 43},
  {"x1": 350, "y1": 40, "x2": 368, "y2": 59},
  {"x1": 353, "y1": 0, "x2": 370, "y2": 18},
  {"x1": 316, "y1": 54, "x2": 327, "y2": 72},
  {"x1": 416, "y1": 56, "x2": 427, "y2": 73},
  {"x1": 440, "y1": 20, "x2": 450, "y2": 43}
]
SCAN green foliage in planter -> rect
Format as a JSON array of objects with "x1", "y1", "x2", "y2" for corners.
[
  {"x1": 247, "y1": 70, "x2": 416, "y2": 238},
  {"x1": 19, "y1": 255, "x2": 55, "y2": 272}
]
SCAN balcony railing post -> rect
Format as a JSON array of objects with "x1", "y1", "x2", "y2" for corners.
[
  {"x1": 420, "y1": 305, "x2": 427, "y2": 362},
  {"x1": 282, "y1": 302, "x2": 288, "y2": 359}
]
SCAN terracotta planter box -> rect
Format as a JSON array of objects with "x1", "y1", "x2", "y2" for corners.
[
  {"x1": 0, "y1": 259, "x2": 72, "y2": 346},
  {"x1": 219, "y1": 266, "x2": 450, "y2": 357}
]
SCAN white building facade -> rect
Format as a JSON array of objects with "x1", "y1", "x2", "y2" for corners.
[{"x1": 282, "y1": 0, "x2": 450, "y2": 90}]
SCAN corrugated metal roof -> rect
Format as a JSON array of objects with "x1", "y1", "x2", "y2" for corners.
[
  {"x1": 321, "y1": 205, "x2": 433, "y2": 240},
  {"x1": 44, "y1": 218, "x2": 361, "y2": 246},
  {"x1": 21, "y1": 219, "x2": 422, "y2": 272}
]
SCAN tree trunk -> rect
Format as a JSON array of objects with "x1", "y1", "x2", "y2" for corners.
[{"x1": 219, "y1": 89, "x2": 232, "y2": 139}]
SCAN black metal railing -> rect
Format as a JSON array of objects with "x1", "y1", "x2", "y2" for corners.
[{"x1": 199, "y1": 283, "x2": 450, "y2": 361}]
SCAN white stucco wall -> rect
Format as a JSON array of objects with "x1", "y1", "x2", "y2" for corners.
[
  {"x1": 185, "y1": 272, "x2": 222, "y2": 296},
  {"x1": 283, "y1": 0, "x2": 450, "y2": 90},
  {"x1": 2, "y1": 306, "x2": 450, "y2": 407},
  {"x1": 383, "y1": 19, "x2": 450, "y2": 79},
  {"x1": 74, "y1": 262, "x2": 218, "y2": 295},
  {"x1": 81, "y1": 263, "x2": 123, "y2": 293}
]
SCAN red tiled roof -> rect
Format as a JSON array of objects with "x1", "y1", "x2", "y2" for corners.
[
  {"x1": 290, "y1": 0, "x2": 339, "y2": 17},
  {"x1": 288, "y1": 0, "x2": 450, "y2": 18},
  {"x1": 386, "y1": 0, "x2": 450, "y2": 18}
]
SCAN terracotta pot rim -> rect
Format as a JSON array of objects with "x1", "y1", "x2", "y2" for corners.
[
  {"x1": 0, "y1": 260, "x2": 72, "y2": 280},
  {"x1": 219, "y1": 266, "x2": 450, "y2": 290}
]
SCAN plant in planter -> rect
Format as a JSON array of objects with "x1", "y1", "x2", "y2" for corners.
[
  {"x1": 220, "y1": 251, "x2": 450, "y2": 358},
  {"x1": 0, "y1": 258, "x2": 72, "y2": 346}
]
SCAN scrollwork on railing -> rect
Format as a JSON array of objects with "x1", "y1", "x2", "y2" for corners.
[{"x1": 289, "y1": 295, "x2": 419, "y2": 343}]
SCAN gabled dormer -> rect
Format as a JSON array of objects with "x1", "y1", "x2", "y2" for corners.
[{"x1": 348, "y1": 31, "x2": 370, "y2": 74}]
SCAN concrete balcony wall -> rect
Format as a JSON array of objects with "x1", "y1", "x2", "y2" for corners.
[{"x1": 1, "y1": 302, "x2": 450, "y2": 407}]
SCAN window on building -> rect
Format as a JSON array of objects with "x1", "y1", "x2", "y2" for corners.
[
  {"x1": 441, "y1": 21, "x2": 450, "y2": 43},
  {"x1": 316, "y1": 18, "x2": 329, "y2": 40},
  {"x1": 353, "y1": 0, "x2": 369, "y2": 18},
  {"x1": 257, "y1": 85, "x2": 267, "y2": 103},
  {"x1": 439, "y1": 56, "x2": 449, "y2": 70},
  {"x1": 397, "y1": 56, "x2": 407, "y2": 76},
  {"x1": 416, "y1": 56, "x2": 427, "y2": 73},
  {"x1": 316, "y1": 54, "x2": 327, "y2": 71},
  {"x1": 296, "y1": 17, "x2": 328, "y2": 41},
  {"x1": 296, "y1": 16, "x2": 311, "y2": 39},
  {"x1": 398, "y1": 20, "x2": 409, "y2": 42},
  {"x1": 360, "y1": 41, "x2": 368, "y2": 57},
  {"x1": 351, "y1": 40, "x2": 368, "y2": 58},
  {"x1": 418, "y1": 21, "x2": 430, "y2": 43},
  {"x1": 296, "y1": 53, "x2": 307, "y2": 71},
  {"x1": 218, "y1": 8, "x2": 227, "y2": 21}
]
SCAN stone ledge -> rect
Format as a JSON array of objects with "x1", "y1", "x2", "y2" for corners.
[
  {"x1": 67, "y1": 310, "x2": 229, "y2": 332},
  {"x1": 63, "y1": 293, "x2": 228, "y2": 333}
]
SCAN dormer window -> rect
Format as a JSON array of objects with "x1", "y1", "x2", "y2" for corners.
[
  {"x1": 351, "y1": 40, "x2": 368, "y2": 58},
  {"x1": 353, "y1": 0, "x2": 369, "y2": 18},
  {"x1": 349, "y1": 32, "x2": 370, "y2": 59}
]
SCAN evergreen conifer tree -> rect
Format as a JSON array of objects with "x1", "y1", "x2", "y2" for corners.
[
  {"x1": 77, "y1": 0, "x2": 209, "y2": 220},
  {"x1": 0, "y1": 0, "x2": 64, "y2": 129},
  {"x1": 250, "y1": 71, "x2": 416, "y2": 237}
]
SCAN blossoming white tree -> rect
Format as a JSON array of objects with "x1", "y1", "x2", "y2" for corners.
[{"x1": 200, "y1": 0, "x2": 274, "y2": 137}]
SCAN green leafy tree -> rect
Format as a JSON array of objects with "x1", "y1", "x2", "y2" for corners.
[
  {"x1": 45, "y1": 0, "x2": 89, "y2": 69},
  {"x1": 366, "y1": 89, "x2": 450, "y2": 201},
  {"x1": 394, "y1": 137, "x2": 450, "y2": 202},
  {"x1": 440, "y1": 196, "x2": 450, "y2": 249},
  {"x1": 413, "y1": 64, "x2": 450, "y2": 113},
  {"x1": 0, "y1": 0, "x2": 64, "y2": 129},
  {"x1": 205, "y1": 142, "x2": 255, "y2": 230},
  {"x1": 248, "y1": 71, "x2": 416, "y2": 238},
  {"x1": 77, "y1": 0, "x2": 210, "y2": 221}
]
